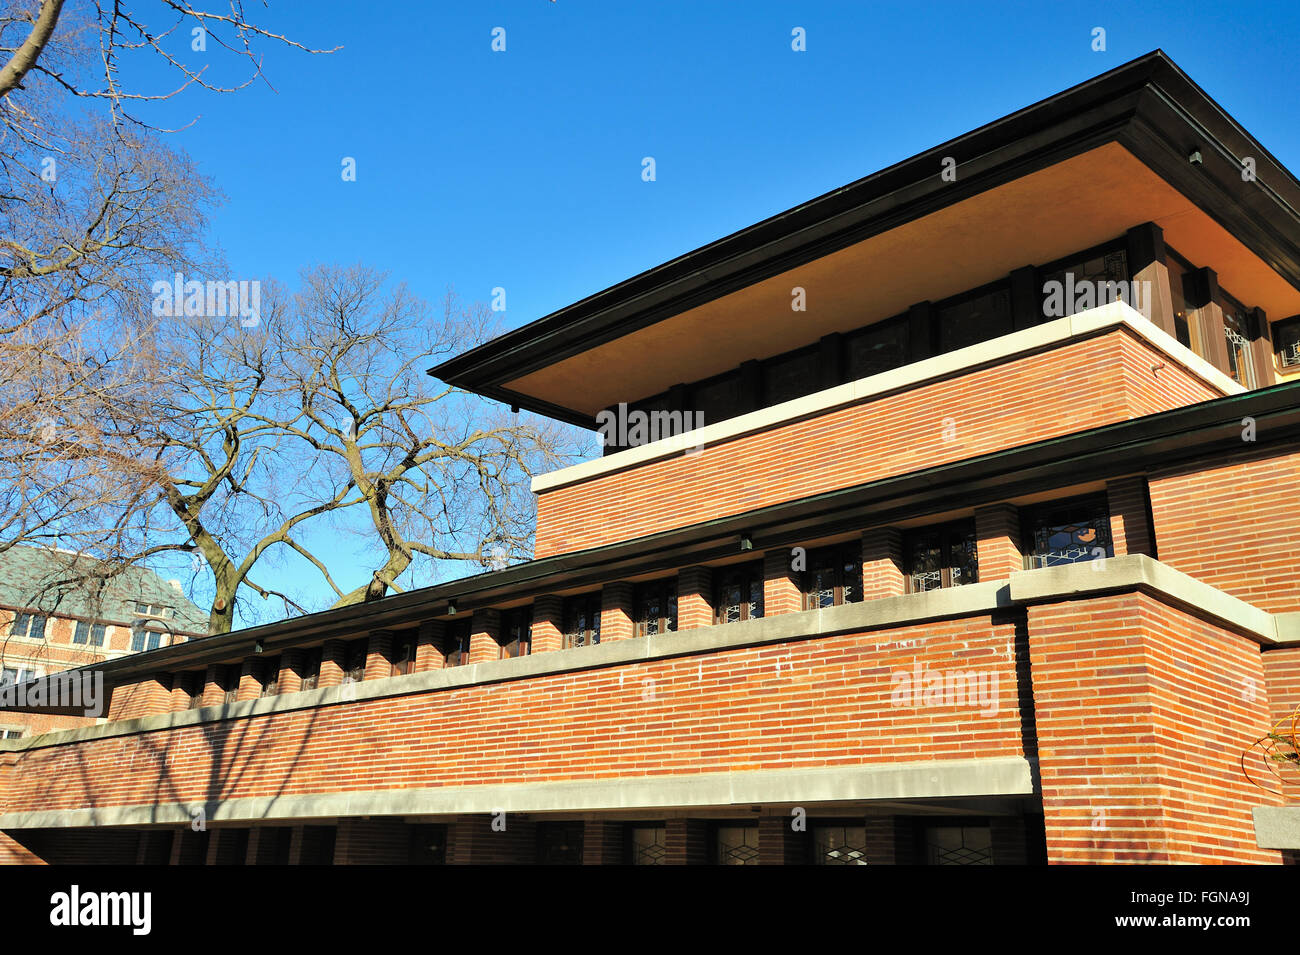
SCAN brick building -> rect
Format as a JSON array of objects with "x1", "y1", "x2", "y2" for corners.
[
  {"x1": 0, "y1": 546, "x2": 208, "y2": 740},
  {"x1": 1, "y1": 51, "x2": 1299, "y2": 865}
]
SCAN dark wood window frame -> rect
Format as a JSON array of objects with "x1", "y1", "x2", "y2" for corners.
[
  {"x1": 903, "y1": 520, "x2": 979, "y2": 593},
  {"x1": 390, "y1": 634, "x2": 417, "y2": 675},
  {"x1": 633, "y1": 580, "x2": 678, "y2": 636},
  {"x1": 562, "y1": 594, "x2": 602, "y2": 649},
  {"x1": 299, "y1": 648, "x2": 322, "y2": 690},
  {"x1": 1022, "y1": 494, "x2": 1114, "y2": 569},
  {"x1": 499, "y1": 607, "x2": 532, "y2": 659},
  {"x1": 713, "y1": 562, "x2": 764, "y2": 625},
  {"x1": 443, "y1": 620, "x2": 472, "y2": 667},
  {"x1": 801, "y1": 543, "x2": 863, "y2": 610}
]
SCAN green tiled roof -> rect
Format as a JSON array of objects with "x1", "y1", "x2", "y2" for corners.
[{"x1": 0, "y1": 546, "x2": 209, "y2": 635}]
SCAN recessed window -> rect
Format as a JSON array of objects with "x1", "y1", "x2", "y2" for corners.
[
  {"x1": 633, "y1": 580, "x2": 677, "y2": 636},
  {"x1": 72, "y1": 621, "x2": 106, "y2": 647},
  {"x1": 299, "y1": 648, "x2": 322, "y2": 690},
  {"x1": 341, "y1": 639, "x2": 367, "y2": 684},
  {"x1": 802, "y1": 544, "x2": 862, "y2": 610},
  {"x1": 904, "y1": 521, "x2": 978, "y2": 593},
  {"x1": 815, "y1": 825, "x2": 869, "y2": 865},
  {"x1": 713, "y1": 824, "x2": 760, "y2": 865},
  {"x1": 714, "y1": 562, "x2": 764, "y2": 625},
  {"x1": 181, "y1": 673, "x2": 204, "y2": 709},
  {"x1": 1219, "y1": 290, "x2": 1258, "y2": 388},
  {"x1": 938, "y1": 284, "x2": 1012, "y2": 352},
  {"x1": 1273, "y1": 316, "x2": 1300, "y2": 369},
  {"x1": 762, "y1": 346, "x2": 820, "y2": 406},
  {"x1": 1023, "y1": 495, "x2": 1113, "y2": 568},
  {"x1": 536, "y1": 822, "x2": 584, "y2": 865},
  {"x1": 1039, "y1": 248, "x2": 1129, "y2": 319},
  {"x1": 10, "y1": 613, "x2": 46, "y2": 641},
  {"x1": 220, "y1": 665, "x2": 239, "y2": 705},
  {"x1": 562, "y1": 595, "x2": 601, "y2": 649},
  {"x1": 443, "y1": 620, "x2": 472, "y2": 667},
  {"x1": 923, "y1": 824, "x2": 993, "y2": 866},
  {"x1": 846, "y1": 315, "x2": 909, "y2": 380},
  {"x1": 258, "y1": 657, "x2": 281, "y2": 698},
  {"x1": 391, "y1": 634, "x2": 417, "y2": 675},
  {"x1": 498, "y1": 608, "x2": 532, "y2": 659},
  {"x1": 627, "y1": 824, "x2": 668, "y2": 865}
]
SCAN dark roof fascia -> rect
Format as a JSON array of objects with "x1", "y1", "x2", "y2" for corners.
[
  {"x1": 23, "y1": 378, "x2": 1300, "y2": 701},
  {"x1": 428, "y1": 51, "x2": 1300, "y2": 425}
]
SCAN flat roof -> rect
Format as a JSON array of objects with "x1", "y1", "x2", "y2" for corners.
[{"x1": 428, "y1": 51, "x2": 1300, "y2": 427}]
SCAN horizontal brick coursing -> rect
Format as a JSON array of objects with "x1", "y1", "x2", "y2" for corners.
[
  {"x1": 535, "y1": 330, "x2": 1220, "y2": 557},
  {"x1": 0, "y1": 616, "x2": 1026, "y2": 815},
  {"x1": 1149, "y1": 441, "x2": 1300, "y2": 614},
  {"x1": 1028, "y1": 592, "x2": 1282, "y2": 864}
]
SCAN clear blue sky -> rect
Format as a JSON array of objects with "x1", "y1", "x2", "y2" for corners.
[{"x1": 125, "y1": 1, "x2": 1300, "y2": 623}]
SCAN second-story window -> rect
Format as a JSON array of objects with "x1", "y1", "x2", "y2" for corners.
[
  {"x1": 182, "y1": 672, "x2": 204, "y2": 708},
  {"x1": 1023, "y1": 495, "x2": 1113, "y2": 568},
  {"x1": 904, "y1": 521, "x2": 978, "y2": 593},
  {"x1": 443, "y1": 620, "x2": 471, "y2": 667},
  {"x1": 562, "y1": 595, "x2": 601, "y2": 649},
  {"x1": 634, "y1": 580, "x2": 677, "y2": 636},
  {"x1": 131, "y1": 629, "x2": 165, "y2": 652},
  {"x1": 499, "y1": 608, "x2": 532, "y2": 659},
  {"x1": 259, "y1": 658, "x2": 281, "y2": 698},
  {"x1": 341, "y1": 639, "x2": 367, "y2": 684},
  {"x1": 1219, "y1": 291, "x2": 1258, "y2": 388},
  {"x1": 391, "y1": 634, "x2": 417, "y2": 675},
  {"x1": 714, "y1": 563, "x2": 764, "y2": 625},
  {"x1": 300, "y1": 648, "x2": 322, "y2": 690},
  {"x1": 1274, "y1": 316, "x2": 1300, "y2": 369},
  {"x1": 802, "y1": 544, "x2": 862, "y2": 610},
  {"x1": 221, "y1": 664, "x2": 239, "y2": 704},
  {"x1": 72, "y1": 621, "x2": 106, "y2": 647},
  {"x1": 10, "y1": 613, "x2": 46, "y2": 640}
]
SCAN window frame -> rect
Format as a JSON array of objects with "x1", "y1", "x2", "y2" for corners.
[
  {"x1": 443, "y1": 620, "x2": 472, "y2": 667},
  {"x1": 561, "y1": 594, "x2": 602, "y2": 649},
  {"x1": 499, "y1": 608, "x2": 532, "y2": 659},
  {"x1": 1021, "y1": 494, "x2": 1114, "y2": 569},
  {"x1": 903, "y1": 520, "x2": 979, "y2": 594},
  {"x1": 633, "y1": 580, "x2": 678, "y2": 637},
  {"x1": 713, "y1": 562, "x2": 765, "y2": 625},
  {"x1": 800, "y1": 543, "x2": 863, "y2": 610}
]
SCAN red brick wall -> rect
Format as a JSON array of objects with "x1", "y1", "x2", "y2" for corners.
[
  {"x1": 1261, "y1": 647, "x2": 1300, "y2": 803},
  {"x1": 535, "y1": 330, "x2": 1221, "y2": 557},
  {"x1": 1028, "y1": 592, "x2": 1282, "y2": 863},
  {"x1": 0, "y1": 615, "x2": 1027, "y2": 816},
  {"x1": 1149, "y1": 441, "x2": 1300, "y2": 613}
]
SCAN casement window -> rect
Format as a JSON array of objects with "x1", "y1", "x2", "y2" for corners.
[
  {"x1": 1022, "y1": 495, "x2": 1113, "y2": 568},
  {"x1": 762, "y1": 345, "x2": 821, "y2": 406},
  {"x1": 134, "y1": 602, "x2": 173, "y2": 620},
  {"x1": 633, "y1": 580, "x2": 677, "y2": 636},
  {"x1": 299, "y1": 648, "x2": 322, "y2": 690},
  {"x1": 181, "y1": 672, "x2": 204, "y2": 709},
  {"x1": 713, "y1": 824, "x2": 760, "y2": 866},
  {"x1": 130, "y1": 629, "x2": 165, "y2": 653},
  {"x1": 627, "y1": 824, "x2": 668, "y2": 866},
  {"x1": 846, "y1": 314, "x2": 910, "y2": 381},
  {"x1": 1219, "y1": 291, "x2": 1259, "y2": 388},
  {"x1": 815, "y1": 825, "x2": 869, "y2": 865},
  {"x1": 536, "y1": 822, "x2": 584, "y2": 865},
  {"x1": 259, "y1": 657, "x2": 281, "y2": 698},
  {"x1": 1038, "y1": 247, "x2": 1129, "y2": 320},
  {"x1": 1274, "y1": 316, "x2": 1300, "y2": 369},
  {"x1": 443, "y1": 620, "x2": 472, "y2": 667},
  {"x1": 220, "y1": 665, "x2": 239, "y2": 705},
  {"x1": 72, "y1": 621, "x2": 106, "y2": 647},
  {"x1": 937, "y1": 283, "x2": 1012, "y2": 353},
  {"x1": 801, "y1": 544, "x2": 862, "y2": 610},
  {"x1": 562, "y1": 595, "x2": 601, "y2": 649},
  {"x1": 904, "y1": 521, "x2": 978, "y2": 593},
  {"x1": 714, "y1": 563, "x2": 764, "y2": 625},
  {"x1": 341, "y1": 639, "x2": 367, "y2": 684},
  {"x1": 499, "y1": 608, "x2": 532, "y2": 659},
  {"x1": 10, "y1": 613, "x2": 46, "y2": 640},
  {"x1": 391, "y1": 634, "x2": 417, "y2": 675},
  {"x1": 922, "y1": 824, "x2": 993, "y2": 866}
]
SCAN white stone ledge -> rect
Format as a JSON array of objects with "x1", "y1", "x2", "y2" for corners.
[
  {"x1": 1253, "y1": 806, "x2": 1300, "y2": 849},
  {"x1": 532, "y1": 302, "x2": 1243, "y2": 494},
  {"x1": 0, "y1": 755, "x2": 1037, "y2": 829}
]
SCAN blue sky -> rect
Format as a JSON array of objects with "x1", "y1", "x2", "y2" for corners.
[{"x1": 120, "y1": 1, "x2": 1300, "y2": 622}]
